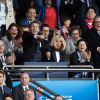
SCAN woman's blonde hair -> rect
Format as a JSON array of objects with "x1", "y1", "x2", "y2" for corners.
[{"x1": 50, "y1": 35, "x2": 66, "y2": 50}]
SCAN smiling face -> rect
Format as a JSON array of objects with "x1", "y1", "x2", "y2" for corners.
[
  {"x1": 8, "y1": 26, "x2": 18, "y2": 38},
  {"x1": 78, "y1": 41, "x2": 87, "y2": 52},
  {"x1": 94, "y1": 17, "x2": 100, "y2": 31},
  {"x1": 31, "y1": 22, "x2": 39, "y2": 34},
  {"x1": 54, "y1": 38, "x2": 62, "y2": 50},
  {"x1": 20, "y1": 73, "x2": 30, "y2": 86},
  {"x1": 27, "y1": 8, "x2": 36, "y2": 21}
]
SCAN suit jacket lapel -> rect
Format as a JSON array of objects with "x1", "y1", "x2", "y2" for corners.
[
  {"x1": 92, "y1": 29, "x2": 100, "y2": 45},
  {"x1": 53, "y1": 51, "x2": 57, "y2": 62},
  {"x1": 19, "y1": 85, "x2": 24, "y2": 95}
]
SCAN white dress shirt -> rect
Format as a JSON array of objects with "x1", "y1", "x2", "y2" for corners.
[
  {"x1": 98, "y1": 31, "x2": 100, "y2": 36},
  {"x1": 22, "y1": 85, "x2": 29, "y2": 91},
  {"x1": 55, "y1": 51, "x2": 60, "y2": 62}
]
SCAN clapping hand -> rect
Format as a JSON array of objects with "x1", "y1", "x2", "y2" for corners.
[
  {"x1": 82, "y1": 50, "x2": 91, "y2": 61},
  {"x1": 97, "y1": 47, "x2": 100, "y2": 53}
]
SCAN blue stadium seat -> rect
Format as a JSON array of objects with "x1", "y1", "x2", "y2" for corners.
[
  {"x1": 28, "y1": 71, "x2": 46, "y2": 79},
  {"x1": 24, "y1": 62, "x2": 68, "y2": 79},
  {"x1": 49, "y1": 72, "x2": 68, "y2": 78},
  {"x1": 24, "y1": 62, "x2": 69, "y2": 66}
]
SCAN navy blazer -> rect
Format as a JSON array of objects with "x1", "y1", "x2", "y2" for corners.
[
  {"x1": 19, "y1": 16, "x2": 39, "y2": 27},
  {"x1": 70, "y1": 51, "x2": 92, "y2": 65},
  {"x1": 51, "y1": 47, "x2": 67, "y2": 62},
  {"x1": 0, "y1": 86, "x2": 11, "y2": 100},
  {"x1": 12, "y1": 84, "x2": 36, "y2": 100}
]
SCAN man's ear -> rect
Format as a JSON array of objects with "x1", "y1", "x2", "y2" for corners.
[{"x1": 29, "y1": 77, "x2": 30, "y2": 81}]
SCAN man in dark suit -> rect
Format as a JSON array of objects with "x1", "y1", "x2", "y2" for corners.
[
  {"x1": 84, "y1": 16, "x2": 100, "y2": 99},
  {"x1": 84, "y1": 16, "x2": 100, "y2": 69},
  {"x1": 0, "y1": 40, "x2": 16, "y2": 89},
  {"x1": 0, "y1": 70, "x2": 11, "y2": 100},
  {"x1": 12, "y1": 72, "x2": 36, "y2": 100}
]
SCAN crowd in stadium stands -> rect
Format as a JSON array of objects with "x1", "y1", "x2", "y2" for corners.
[
  {"x1": 0, "y1": 0, "x2": 100, "y2": 99},
  {"x1": 0, "y1": 70, "x2": 65, "y2": 100}
]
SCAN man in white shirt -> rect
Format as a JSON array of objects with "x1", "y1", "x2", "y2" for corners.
[
  {"x1": 84, "y1": 16, "x2": 100, "y2": 69},
  {"x1": 12, "y1": 72, "x2": 36, "y2": 100}
]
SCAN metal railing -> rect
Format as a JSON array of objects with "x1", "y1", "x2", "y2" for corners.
[
  {"x1": 4, "y1": 65, "x2": 96, "y2": 80},
  {"x1": 5, "y1": 64, "x2": 99, "y2": 100},
  {"x1": 31, "y1": 79, "x2": 60, "y2": 99}
]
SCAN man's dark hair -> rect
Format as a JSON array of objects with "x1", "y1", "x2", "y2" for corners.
[
  {"x1": 41, "y1": 24, "x2": 49, "y2": 30},
  {"x1": 26, "y1": 6, "x2": 36, "y2": 13},
  {"x1": 4, "y1": 94, "x2": 12, "y2": 99},
  {"x1": 85, "y1": 6, "x2": 96, "y2": 15}
]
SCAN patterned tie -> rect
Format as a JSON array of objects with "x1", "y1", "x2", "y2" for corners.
[
  {"x1": 25, "y1": 87, "x2": 27, "y2": 90},
  {"x1": 0, "y1": 55, "x2": 6, "y2": 70}
]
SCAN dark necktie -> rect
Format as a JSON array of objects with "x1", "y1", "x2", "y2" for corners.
[
  {"x1": 24, "y1": 86, "x2": 28, "y2": 91},
  {"x1": 0, "y1": 87, "x2": 3, "y2": 94}
]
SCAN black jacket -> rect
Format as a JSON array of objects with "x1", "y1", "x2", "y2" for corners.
[{"x1": 12, "y1": 84, "x2": 36, "y2": 100}]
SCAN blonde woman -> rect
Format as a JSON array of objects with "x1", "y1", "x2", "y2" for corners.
[{"x1": 50, "y1": 35, "x2": 67, "y2": 62}]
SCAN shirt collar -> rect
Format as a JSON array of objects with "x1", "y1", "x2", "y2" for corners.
[
  {"x1": 22, "y1": 85, "x2": 29, "y2": 90},
  {"x1": 0, "y1": 53, "x2": 4, "y2": 57},
  {"x1": 97, "y1": 31, "x2": 100, "y2": 35}
]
